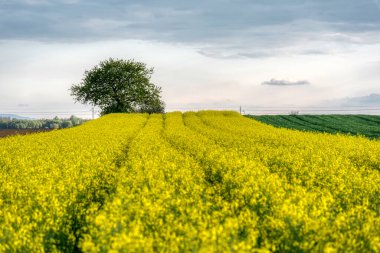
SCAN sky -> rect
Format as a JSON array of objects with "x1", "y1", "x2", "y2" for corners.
[{"x1": 1, "y1": 0, "x2": 380, "y2": 117}]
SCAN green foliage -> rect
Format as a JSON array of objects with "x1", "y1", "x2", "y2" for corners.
[
  {"x1": 249, "y1": 115, "x2": 380, "y2": 138},
  {"x1": 70, "y1": 58, "x2": 165, "y2": 115},
  {"x1": 61, "y1": 121, "x2": 73, "y2": 128}
]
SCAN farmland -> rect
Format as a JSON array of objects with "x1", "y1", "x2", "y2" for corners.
[
  {"x1": 0, "y1": 129, "x2": 52, "y2": 138},
  {"x1": 0, "y1": 111, "x2": 379, "y2": 252},
  {"x1": 250, "y1": 115, "x2": 380, "y2": 139}
]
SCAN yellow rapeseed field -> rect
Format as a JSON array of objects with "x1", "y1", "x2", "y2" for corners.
[{"x1": 0, "y1": 111, "x2": 379, "y2": 252}]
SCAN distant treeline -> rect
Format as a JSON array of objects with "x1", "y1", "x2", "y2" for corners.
[{"x1": 0, "y1": 116, "x2": 87, "y2": 129}]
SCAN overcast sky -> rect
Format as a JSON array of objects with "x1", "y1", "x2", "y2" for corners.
[{"x1": 1, "y1": 0, "x2": 380, "y2": 117}]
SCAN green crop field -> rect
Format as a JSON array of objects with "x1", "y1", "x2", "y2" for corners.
[
  {"x1": 1, "y1": 111, "x2": 379, "y2": 252},
  {"x1": 249, "y1": 115, "x2": 380, "y2": 139}
]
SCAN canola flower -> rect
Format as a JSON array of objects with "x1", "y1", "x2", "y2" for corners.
[
  {"x1": 0, "y1": 111, "x2": 379, "y2": 252},
  {"x1": 0, "y1": 114, "x2": 148, "y2": 252}
]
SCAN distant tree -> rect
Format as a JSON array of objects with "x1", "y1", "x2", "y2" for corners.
[
  {"x1": 61, "y1": 121, "x2": 73, "y2": 128},
  {"x1": 70, "y1": 58, "x2": 165, "y2": 115},
  {"x1": 69, "y1": 115, "x2": 81, "y2": 126},
  {"x1": 49, "y1": 123, "x2": 60, "y2": 129}
]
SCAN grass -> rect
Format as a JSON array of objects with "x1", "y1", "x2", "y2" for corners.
[{"x1": 248, "y1": 114, "x2": 380, "y2": 139}]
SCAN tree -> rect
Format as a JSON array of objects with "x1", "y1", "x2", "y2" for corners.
[
  {"x1": 70, "y1": 58, "x2": 165, "y2": 115},
  {"x1": 61, "y1": 121, "x2": 73, "y2": 128},
  {"x1": 69, "y1": 115, "x2": 81, "y2": 126}
]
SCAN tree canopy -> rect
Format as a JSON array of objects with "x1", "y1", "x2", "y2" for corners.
[{"x1": 70, "y1": 58, "x2": 165, "y2": 115}]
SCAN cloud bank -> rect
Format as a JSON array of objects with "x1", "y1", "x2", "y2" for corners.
[
  {"x1": 341, "y1": 93, "x2": 380, "y2": 106},
  {"x1": 1, "y1": 0, "x2": 380, "y2": 117},
  {"x1": 1, "y1": 0, "x2": 380, "y2": 58}
]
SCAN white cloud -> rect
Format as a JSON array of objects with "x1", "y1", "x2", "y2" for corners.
[
  {"x1": 262, "y1": 79, "x2": 310, "y2": 86},
  {"x1": 0, "y1": 38, "x2": 380, "y2": 118},
  {"x1": 0, "y1": 1, "x2": 379, "y2": 118}
]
